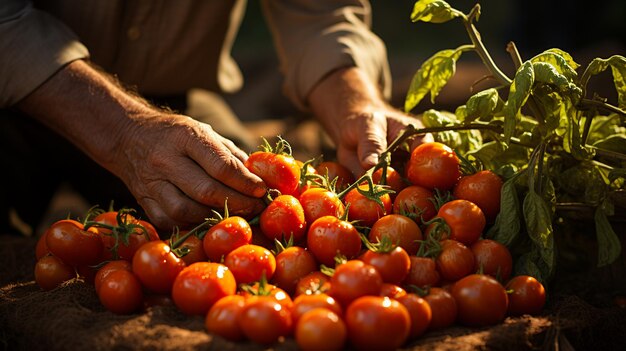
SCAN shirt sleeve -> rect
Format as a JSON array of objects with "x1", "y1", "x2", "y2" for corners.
[
  {"x1": 0, "y1": 0, "x2": 89, "y2": 107},
  {"x1": 261, "y1": 0, "x2": 391, "y2": 111}
]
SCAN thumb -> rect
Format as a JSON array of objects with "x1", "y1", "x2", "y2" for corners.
[{"x1": 357, "y1": 111, "x2": 387, "y2": 169}]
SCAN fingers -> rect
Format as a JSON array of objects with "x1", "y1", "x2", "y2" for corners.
[{"x1": 356, "y1": 111, "x2": 388, "y2": 170}]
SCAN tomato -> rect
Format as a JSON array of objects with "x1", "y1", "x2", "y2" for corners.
[
  {"x1": 392, "y1": 185, "x2": 437, "y2": 223},
  {"x1": 132, "y1": 240, "x2": 186, "y2": 294},
  {"x1": 34, "y1": 254, "x2": 76, "y2": 291},
  {"x1": 345, "y1": 296, "x2": 411, "y2": 351},
  {"x1": 453, "y1": 170, "x2": 503, "y2": 223},
  {"x1": 379, "y1": 283, "x2": 407, "y2": 299},
  {"x1": 505, "y1": 275, "x2": 546, "y2": 316},
  {"x1": 94, "y1": 260, "x2": 132, "y2": 294},
  {"x1": 205, "y1": 295, "x2": 246, "y2": 341},
  {"x1": 35, "y1": 229, "x2": 50, "y2": 260},
  {"x1": 471, "y1": 239, "x2": 513, "y2": 281},
  {"x1": 435, "y1": 199, "x2": 486, "y2": 245},
  {"x1": 224, "y1": 244, "x2": 276, "y2": 284},
  {"x1": 360, "y1": 246, "x2": 411, "y2": 285},
  {"x1": 329, "y1": 260, "x2": 383, "y2": 307},
  {"x1": 271, "y1": 246, "x2": 317, "y2": 295},
  {"x1": 294, "y1": 271, "x2": 332, "y2": 296},
  {"x1": 406, "y1": 142, "x2": 461, "y2": 191},
  {"x1": 202, "y1": 216, "x2": 252, "y2": 262},
  {"x1": 315, "y1": 161, "x2": 355, "y2": 192},
  {"x1": 294, "y1": 159, "x2": 320, "y2": 197},
  {"x1": 296, "y1": 308, "x2": 347, "y2": 351},
  {"x1": 172, "y1": 262, "x2": 236, "y2": 315},
  {"x1": 451, "y1": 274, "x2": 508, "y2": 327},
  {"x1": 238, "y1": 282, "x2": 294, "y2": 311},
  {"x1": 368, "y1": 214, "x2": 422, "y2": 255},
  {"x1": 396, "y1": 293, "x2": 432, "y2": 339},
  {"x1": 237, "y1": 296, "x2": 293, "y2": 344},
  {"x1": 98, "y1": 269, "x2": 143, "y2": 314},
  {"x1": 423, "y1": 287, "x2": 457, "y2": 330},
  {"x1": 436, "y1": 240, "x2": 475, "y2": 282},
  {"x1": 372, "y1": 166, "x2": 407, "y2": 201},
  {"x1": 306, "y1": 216, "x2": 361, "y2": 266},
  {"x1": 299, "y1": 187, "x2": 345, "y2": 224},
  {"x1": 344, "y1": 184, "x2": 392, "y2": 228},
  {"x1": 46, "y1": 219, "x2": 103, "y2": 267},
  {"x1": 292, "y1": 293, "x2": 343, "y2": 321},
  {"x1": 403, "y1": 256, "x2": 441, "y2": 288},
  {"x1": 93, "y1": 211, "x2": 159, "y2": 261},
  {"x1": 245, "y1": 150, "x2": 301, "y2": 196},
  {"x1": 260, "y1": 195, "x2": 307, "y2": 242}
]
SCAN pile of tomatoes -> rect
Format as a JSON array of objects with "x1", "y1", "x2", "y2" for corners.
[{"x1": 33, "y1": 141, "x2": 546, "y2": 351}]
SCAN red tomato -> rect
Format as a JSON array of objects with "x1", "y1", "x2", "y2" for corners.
[
  {"x1": 93, "y1": 211, "x2": 159, "y2": 261},
  {"x1": 403, "y1": 256, "x2": 441, "y2": 288},
  {"x1": 202, "y1": 216, "x2": 252, "y2": 262},
  {"x1": 172, "y1": 262, "x2": 236, "y2": 315},
  {"x1": 271, "y1": 246, "x2": 317, "y2": 295},
  {"x1": 238, "y1": 282, "x2": 294, "y2": 311},
  {"x1": 34, "y1": 254, "x2": 76, "y2": 291},
  {"x1": 296, "y1": 308, "x2": 347, "y2": 351},
  {"x1": 237, "y1": 296, "x2": 293, "y2": 344},
  {"x1": 205, "y1": 295, "x2": 246, "y2": 341},
  {"x1": 292, "y1": 293, "x2": 343, "y2": 322},
  {"x1": 392, "y1": 185, "x2": 437, "y2": 223},
  {"x1": 505, "y1": 275, "x2": 546, "y2": 316},
  {"x1": 344, "y1": 184, "x2": 392, "y2": 228},
  {"x1": 396, "y1": 293, "x2": 432, "y2": 339},
  {"x1": 315, "y1": 161, "x2": 355, "y2": 192},
  {"x1": 436, "y1": 199, "x2": 486, "y2": 246},
  {"x1": 406, "y1": 142, "x2": 461, "y2": 191},
  {"x1": 423, "y1": 287, "x2": 457, "y2": 330},
  {"x1": 98, "y1": 269, "x2": 143, "y2": 314},
  {"x1": 294, "y1": 271, "x2": 332, "y2": 296},
  {"x1": 368, "y1": 214, "x2": 422, "y2": 255},
  {"x1": 436, "y1": 240, "x2": 475, "y2": 282},
  {"x1": 306, "y1": 216, "x2": 362, "y2": 267},
  {"x1": 260, "y1": 195, "x2": 307, "y2": 242},
  {"x1": 379, "y1": 283, "x2": 407, "y2": 299},
  {"x1": 132, "y1": 240, "x2": 186, "y2": 294},
  {"x1": 453, "y1": 170, "x2": 503, "y2": 223},
  {"x1": 224, "y1": 244, "x2": 276, "y2": 284},
  {"x1": 46, "y1": 219, "x2": 103, "y2": 267},
  {"x1": 345, "y1": 296, "x2": 411, "y2": 351},
  {"x1": 360, "y1": 246, "x2": 411, "y2": 285},
  {"x1": 372, "y1": 166, "x2": 407, "y2": 201},
  {"x1": 329, "y1": 260, "x2": 383, "y2": 307},
  {"x1": 451, "y1": 274, "x2": 508, "y2": 327},
  {"x1": 245, "y1": 151, "x2": 301, "y2": 196},
  {"x1": 294, "y1": 159, "x2": 320, "y2": 197},
  {"x1": 299, "y1": 187, "x2": 345, "y2": 224},
  {"x1": 35, "y1": 229, "x2": 50, "y2": 260},
  {"x1": 471, "y1": 239, "x2": 513, "y2": 281},
  {"x1": 94, "y1": 260, "x2": 132, "y2": 294}
]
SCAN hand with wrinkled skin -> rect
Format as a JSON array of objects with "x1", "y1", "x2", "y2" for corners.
[{"x1": 17, "y1": 60, "x2": 267, "y2": 230}]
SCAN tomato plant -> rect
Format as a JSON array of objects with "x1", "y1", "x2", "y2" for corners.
[
  {"x1": 260, "y1": 194, "x2": 307, "y2": 243},
  {"x1": 343, "y1": 183, "x2": 392, "y2": 228},
  {"x1": 505, "y1": 275, "x2": 546, "y2": 316},
  {"x1": 295, "y1": 308, "x2": 347, "y2": 351},
  {"x1": 306, "y1": 215, "x2": 361, "y2": 266},
  {"x1": 451, "y1": 274, "x2": 509, "y2": 327},
  {"x1": 372, "y1": 166, "x2": 407, "y2": 201},
  {"x1": 245, "y1": 137, "x2": 301, "y2": 196},
  {"x1": 223, "y1": 244, "x2": 276, "y2": 284},
  {"x1": 172, "y1": 262, "x2": 236, "y2": 315},
  {"x1": 132, "y1": 240, "x2": 186, "y2": 294}
]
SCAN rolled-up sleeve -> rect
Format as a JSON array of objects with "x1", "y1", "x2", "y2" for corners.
[
  {"x1": 0, "y1": 0, "x2": 89, "y2": 107},
  {"x1": 261, "y1": 0, "x2": 391, "y2": 110}
]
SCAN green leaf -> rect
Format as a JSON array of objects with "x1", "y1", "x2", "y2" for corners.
[
  {"x1": 587, "y1": 114, "x2": 625, "y2": 144},
  {"x1": 608, "y1": 168, "x2": 626, "y2": 184},
  {"x1": 515, "y1": 251, "x2": 547, "y2": 285},
  {"x1": 581, "y1": 55, "x2": 626, "y2": 108},
  {"x1": 530, "y1": 49, "x2": 579, "y2": 81},
  {"x1": 502, "y1": 61, "x2": 534, "y2": 143},
  {"x1": 543, "y1": 49, "x2": 580, "y2": 70},
  {"x1": 593, "y1": 135, "x2": 626, "y2": 154},
  {"x1": 405, "y1": 48, "x2": 463, "y2": 112},
  {"x1": 532, "y1": 62, "x2": 582, "y2": 101},
  {"x1": 487, "y1": 172, "x2": 522, "y2": 246},
  {"x1": 461, "y1": 88, "x2": 501, "y2": 123},
  {"x1": 410, "y1": 0, "x2": 461, "y2": 23},
  {"x1": 595, "y1": 201, "x2": 621, "y2": 267},
  {"x1": 562, "y1": 98, "x2": 594, "y2": 160},
  {"x1": 523, "y1": 191, "x2": 555, "y2": 274},
  {"x1": 532, "y1": 85, "x2": 567, "y2": 138}
]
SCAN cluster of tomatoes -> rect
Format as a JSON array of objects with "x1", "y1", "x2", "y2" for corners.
[{"x1": 33, "y1": 140, "x2": 546, "y2": 351}]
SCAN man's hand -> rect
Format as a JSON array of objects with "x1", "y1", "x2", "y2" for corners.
[{"x1": 17, "y1": 60, "x2": 266, "y2": 229}]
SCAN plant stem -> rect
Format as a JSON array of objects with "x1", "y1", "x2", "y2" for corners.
[
  {"x1": 506, "y1": 42, "x2": 523, "y2": 69},
  {"x1": 578, "y1": 98, "x2": 626, "y2": 118}
]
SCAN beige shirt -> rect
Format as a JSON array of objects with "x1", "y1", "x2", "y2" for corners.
[{"x1": 0, "y1": 0, "x2": 391, "y2": 110}]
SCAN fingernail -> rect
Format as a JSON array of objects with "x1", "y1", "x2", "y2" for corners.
[{"x1": 363, "y1": 154, "x2": 379, "y2": 167}]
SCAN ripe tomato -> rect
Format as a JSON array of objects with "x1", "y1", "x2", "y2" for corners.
[
  {"x1": 403, "y1": 256, "x2": 441, "y2": 288},
  {"x1": 34, "y1": 254, "x2": 76, "y2": 291},
  {"x1": 379, "y1": 283, "x2": 407, "y2": 299},
  {"x1": 237, "y1": 296, "x2": 293, "y2": 344},
  {"x1": 132, "y1": 240, "x2": 186, "y2": 294},
  {"x1": 205, "y1": 295, "x2": 246, "y2": 341},
  {"x1": 396, "y1": 293, "x2": 432, "y2": 339},
  {"x1": 315, "y1": 161, "x2": 355, "y2": 192},
  {"x1": 406, "y1": 142, "x2": 460, "y2": 190},
  {"x1": 94, "y1": 260, "x2": 132, "y2": 294},
  {"x1": 435, "y1": 199, "x2": 486, "y2": 245},
  {"x1": 172, "y1": 262, "x2": 236, "y2": 315},
  {"x1": 436, "y1": 239, "x2": 475, "y2": 282},
  {"x1": 292, "y1": 293, "x2": 343, "y2": 321},
  {"x1": 46, "y1": 219, "x2": 103, "y2": 267},
  {"x1": 271, "y1": 246, "x2": 317, "y2": 295},
  {"x1": 392, "y1": 185, "x2": 437, "y2": 223},
  {"x1": 423, "y1": 287, "x2": 457, "y2": 330},
  {"x1": 260, "y1": 195, "x2": 306, "y2": 243},
  {"x1": 296, "y1": 308, "x2": 347, "y2": 351},
  {"x1": 345, "y1": 296, "x2": 411, "y2": 351},
  {"x1": 294, "y1": 159, "x2": 320, "y2": 197},
  {"x1": 306, "y1": 216, "x2": 361, "y2": 267},
  {"x1": 372, "y1": 166, "x2": 407, "y2": 201},
  {"x1": 451, "y1": 274, "x2": 508, "y2": 327},
  {"x1": 368, "y1": 214, "x2": 422, "y2": 255},
  {"x1": 299, "y1": 187, "x2": 345, "y2": 224},
  {"x1": 202, "y1": 216, "x2": 252, "y2": 262},
  {"x1": 238, "y1": 282, "x2": 294, "y2": 311},
  {"x1": 360, "y1": 246, "x2": 411, "y2": 285},
  {"x1": 453, "y1": 170, "x2": 503, "y2": 223},
  {"x1": 505, "y1": 275, "x2": 546, "y2": 316},
  {"x1": 344, "y1": 184, "x2": 392, "y2": 228},
  {"x1": 294, "y1": 271, "x2": 332, "y2": 296},
  {"x1": 98, "y1": 269, "x2": 143, "y2": 314},
  {"x1": 471, "y1": 239, "x2": 513, "y2": 281},
  {"x1": 224, "y1": 244, "x2": 276, "y2": 284},
  {"x1": 245, "y1": 150, "x2": 301, "y2": 196},
  {"x1": 35, "y1": 229, "x2": 50, "y2": 260},
  {"x1": 93, "y1": 211, "x2": 159, "y2": 261},
  {"x1": 329, "y1": 260, "x2": 383, "y2": 307}
]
